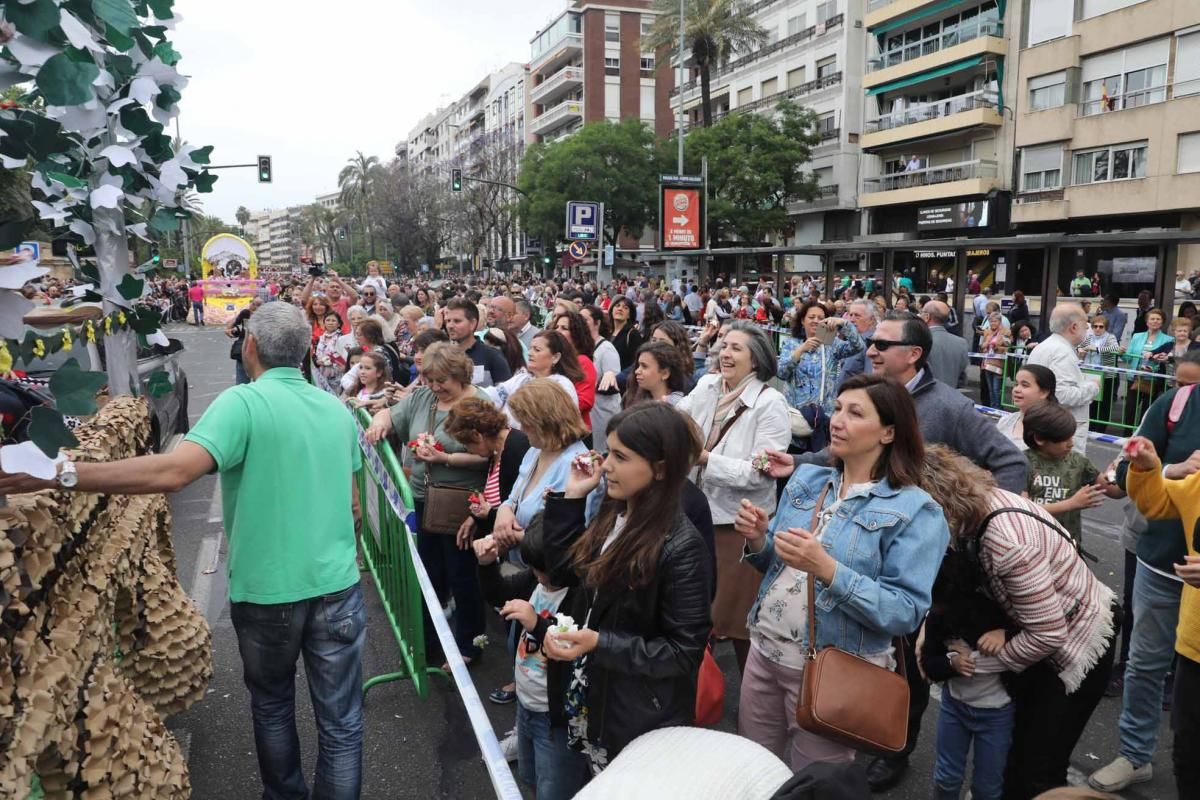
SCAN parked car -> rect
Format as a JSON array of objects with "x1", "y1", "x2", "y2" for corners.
[{"x1": 17, "y1": 305, "x2": 189, "y2": 452}]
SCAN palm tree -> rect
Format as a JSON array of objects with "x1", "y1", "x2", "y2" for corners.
[
  {"x1": 338, "y1": 151, "x2": 381, "y2": 259},
  {"x1": 646, "y1": 0, "x2": 769, "y2": 128},
  {"x1": 235, "y1": 205, "x2": 251, "y2": 232}
]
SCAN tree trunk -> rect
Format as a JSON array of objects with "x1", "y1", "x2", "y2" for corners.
[
  {"x1": 700, "y1": 62, "x2": 713, "y2": 128},
  {"x1": 93, "y1": 205, "x2": 137, "y2": 396}
]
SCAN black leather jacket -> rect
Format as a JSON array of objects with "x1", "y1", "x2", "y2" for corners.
[{"x1": 542, "y1": 493, "x2": 714, "y2": 758}]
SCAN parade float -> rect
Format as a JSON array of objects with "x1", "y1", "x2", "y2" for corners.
[{"x1": 198, "y1": 234, "x2": 263, "y2": 325}]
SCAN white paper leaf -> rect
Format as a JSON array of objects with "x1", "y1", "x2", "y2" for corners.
[
  {"x1": 6, "y1": 34, "x2": 59, "y2": 69},
  {"x1": 147, "y1": 329, "x2": 169, "y2": 347},
  {"x1": 46, "y1": 103, "x2": 107, "y2": 136},
  {"x1": 0, "y1": 292, "x2": 34, "y2": 338},
  {"x1": 98, "y1": 145, "x2": 137, "y2": 167},
  {"x1": 59, "y1": 11, "x2": 102, "y2": 53},
  {"x1": 127, "y1": 222, "x2": 149, "y2": 241},
  {"x1": 128, "y1": 76, "x2": 159, "y2": 105},
  {"x1": 0, "y1": 62, "x2": 34, "y2": 91},
  {"x1": 2, "y1": 155, "x2": 26, "y2": 169},
  {"x1": 93, "y1": 70, "x2": 114, "y2": 91},
  {"x1": 0, "y1": 442, "x2": 68, "y2": 481},
  {"x1": 158, "y1": 159, "x2": 187, "y2": 190},
  {"x1": 136, "y1": 57, "x2": 183, "y2": 86},
  {"x1": 72, "y1": 283, "x2": 95, "y2": 297},
  {"x1": 89, "y1": 184, "x2": 124, "y2": 210},
  {"x1": 69, "y1": 220, "x2": 96, "y2": 246},
  {"x1": 0, "y1": 261, "x2": 50, "y2": 289},
  {"x1": 31, "y1": 200, "x2": 70, "y2": 225},
  {"x1": 106, "y1": 96, "x2": 135, "y2": 114}
]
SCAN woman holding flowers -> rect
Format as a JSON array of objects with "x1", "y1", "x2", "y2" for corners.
[{"x1": 365, "y1": 342, "x2": 491, "y2": 664}]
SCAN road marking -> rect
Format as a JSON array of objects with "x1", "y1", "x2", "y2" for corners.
[
  {"x1": 206, "y1": 478, "x2": 223, "y2": 523},
  {"x1": 189, "y1": 534, "x2": 220, "y2": 620}
]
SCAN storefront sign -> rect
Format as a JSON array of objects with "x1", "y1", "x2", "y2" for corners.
[
  {"x1": 1111, "y1": 256, "x2": 1157, "y2": 283},
  {"x1": 660, "y1": 185, "x2": 704, "y2": 250},
  {"x1": 917, "y1": 200, "x2": 990, "y2": 230}
]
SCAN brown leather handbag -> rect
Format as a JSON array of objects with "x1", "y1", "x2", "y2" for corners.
[
  {"x1": 794, "y1": 483, "x2": 910, "y2": 755},
  {"x1": 419, "y1": 402, "x2": 475, "y2": 535}
]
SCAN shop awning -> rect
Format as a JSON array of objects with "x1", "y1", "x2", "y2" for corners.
[
  {"x1": 870, "y1": 0, "x2": 1006, "y2": 36},
  {"x1": 866, "y1": 55, "x2": 984, "y2": 95}
]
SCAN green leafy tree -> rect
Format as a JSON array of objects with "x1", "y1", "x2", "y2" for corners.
[
  {"x1": 645, "y1": 0, "x2": 769, "y2": 128},
  {"x1": 235, "y1": 205, "x2": 250, "y2": 230},
  {"x1": 518, "y1": 119, "x2": 663, "y2": 250},
  {"x1": 682, "y1": 100, "x2": 820, "y2": 245},
  {"x1": 338, "y1": 151, "x2": 381, "y2": 258}
]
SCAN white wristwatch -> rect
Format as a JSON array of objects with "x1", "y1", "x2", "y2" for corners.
[{"x1": 56, "y1": 461, "x2": 78, "y2": 489}]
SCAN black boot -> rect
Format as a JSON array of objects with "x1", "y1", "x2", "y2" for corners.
[{"x1": 866, "y1": 755, "x2": 909, "y2": 793}]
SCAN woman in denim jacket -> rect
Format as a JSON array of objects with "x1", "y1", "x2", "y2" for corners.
[
  {"x1": 733, "y1": 373, "x2": 949, "y2": 771},
  {"x1": 777, "y1": 300, "x2": 864, "y2": 418}
]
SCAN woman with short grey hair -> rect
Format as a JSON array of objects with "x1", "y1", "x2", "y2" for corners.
[{"x1": 677, "y1": 319, "x2": 791, "y2": 674}]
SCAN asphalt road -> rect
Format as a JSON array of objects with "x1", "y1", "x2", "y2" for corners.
[{"x1": 161, "y1": 322, "x2": 1177, "y2": 800}]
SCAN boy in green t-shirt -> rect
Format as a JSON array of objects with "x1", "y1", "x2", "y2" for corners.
[{"x1": 1022, "y1": 401, "x2": 1121, "y2": 545}]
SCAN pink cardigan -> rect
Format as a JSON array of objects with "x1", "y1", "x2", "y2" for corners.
[{"x1": 978, "y1": 489, "x2": 1115, "y2": 694}]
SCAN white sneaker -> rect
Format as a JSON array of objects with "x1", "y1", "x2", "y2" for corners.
[
  {"x1": 500, "y1": 728, "x2": 518, "y2": 763},
  {"x1": 1088, "y1": 756, "x2": 1152, "y2": 792}
]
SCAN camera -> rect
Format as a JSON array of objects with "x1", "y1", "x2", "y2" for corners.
[{"x1": 308, "y1": 265, "x2": 324, "y2": 278}]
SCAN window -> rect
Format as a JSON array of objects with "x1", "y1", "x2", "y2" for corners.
[
  {"x1": 815, "y1": 167, "x2": 834, "y2": 185},
  {"x1": 787, "y1": 14, "x2": 807, "y2": 37},
  {"x1": 1080, "y1": 39, "x2": 1168, "y2": 115},
  {"x1": 1178, "y1": 132, "x2": 1200, "y2": 174},
  {"x1": 1177, "y1": 30, "x2": 1200, "y2": 98},
  {"x1": 1082, "y1": 0, "x2": 1147, "y2": 19},
  {"x1": 1027, "y1": 0, "x2": 1072, "y2": 46},
  {"x1": 640, "y1": 86, "x2": 655, "y2": 119},
  {"x1": 1020, "y1": 143, "x2": 1064, "y2": 191},
  {"x1": 605, "y1": 13, "x2": 620, "y2": 42},
  {"x1": 818, "y1": 112, "x2": 837, "y2": 138},
  {"x1": 878, "y1": 1, "x2": 1001, "y2": 66},
  {"x1": 1028, "y1": 71, "x2": 1066, "y2": 110},
  {"x1": 605, "y1": 57, "x2": 620, "y2": 77},
  {"x1": 737, "y1": 86, "x2": 754, "y2": 106},
  {"x1": 787, "y1": 66, "x2": 807, "y2": 88},
  {"x1": 761, "y1": 77, "x2": 778, "y2": 97},
  {"x1": 640, "y1": 57, "x2": 655, "y2": 78},
  {"x1": 1073, "y1": 141, "x2": 1148, "y2": 184},
  {"x1": 816, "y1": 56, "x2": 837, "y2": 81},
  {"x1": 641, "y1": 18, "x2": 652, "y2": 38},
  {"x1": 817, "y1": 1, "x2": 837, "y2": 25}
]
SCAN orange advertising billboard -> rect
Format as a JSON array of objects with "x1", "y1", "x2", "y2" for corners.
[{"x1": 661, "y1": 187, "x2": 703, "y2": 250}]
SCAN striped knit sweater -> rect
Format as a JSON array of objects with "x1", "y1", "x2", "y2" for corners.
[{"x1": 978, "y1": 489, "x2": 1116, "y2": 694}]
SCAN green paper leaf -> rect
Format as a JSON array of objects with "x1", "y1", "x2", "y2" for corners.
[
  {"x1": 116, "y1": 274, "x2": 145, "y2": 301},
  {"x1": 192, "y1": 170, "x2": 218, "y2": 193},
  {"x1": 118, "y1": 106, "x2": 158, "y2": 136},
  {"x1": 130, "y1": 306, "x2": 162, "y2": 334},
  {"x1": 188, "y1": 145, "x2": 213, "y2": 165},
  {"x1": 49, "y1": 357, "x2": 108, "y2": 416},
  {"x1": 92, "y1": 0, "x2": 137, "y2": 35},
  {"x1": 149, "y1": 207, "x2": 179, "y2": 233},
  {"x1": 82, "y1": 290, "x2": 103, "y2": 303},
  {"x1": 80, "y1": 261, "x2": 100, "y2": 283},
  {"x1": 0, "y1": 219, "x2": 34, "y2": 251},
  {"x1": 105, "y1": 23, "x2": 137, "y2": 52},
  {"x1": 36, "y1": 51, "x2": 100, "y2": 107},
  {"x1": 152, "y1": 41, "x2": 181, "y2": 66},
  {"x1": 6, "y1": 0, "x2": 62, "y2": 41},
  {"x1": 147, "y1": 0, "x2": 175, "y2": 20},
  {"x1": 146, "y1": 370, "x2": 172, "y2": 398},
  {"x1": 18, "y1": 331, "x2": 40, "y2": 365},
  {"x1": 156, "y1": 85, "x2": 181, "y2": 111},
  {"x1": 45, "y1": 171, "x2": 87, "y2": 189},
  {"x1": 29, "y1": 406, "x2": 80, "y2": 457}
]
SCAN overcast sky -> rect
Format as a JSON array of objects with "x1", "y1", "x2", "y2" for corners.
[{"x1": 172, "y1": 0, "x2": 568, "y2": 223}]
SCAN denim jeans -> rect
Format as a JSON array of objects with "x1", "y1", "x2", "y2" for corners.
[
  {"x1": 1118, "y1": 561, "x2": 1182, "y2": 766},
  {"x1": 516, "y1": 703, "x2": 588, "y2": 800},
  {"x1": 983, "y1": 370, "x2": 1004, "y2": 408},
  {"x1": 235, "y1": 359, "x2": 250, "y2": 385},
  {"x1": 934, "y1": 693, "x2": 1014, "y2": 800},
  {"x1": 414, "y1": 500, "x2": 486, "y2": 661},
  {"x1": 192, "y1": 301, "x2": 204, "y2": 325},
  {"x1": 1173, "y1": 654, "x2": 1200, "y2": 797},
  {"x1": 231, "y1": 582, "x2": 366, "y2": 800}
]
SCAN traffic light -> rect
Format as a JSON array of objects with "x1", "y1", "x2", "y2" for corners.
[
  {"x1": 257, "y1": 155, "x2": 272, "y2": 183},
  {"x1": 338, "y1": 227, "x2": 346, "y2": 240},
  {"x1": 543, "y1": 255, "x2": 551, "y2": 266},
  {"x1": 150, "y1": 245, "x2": 160, "y2": 265},
  {"x1": 451, "y1": 168, "x2": 462, "y2": 193}
]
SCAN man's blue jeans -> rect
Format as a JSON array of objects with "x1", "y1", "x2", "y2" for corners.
[
  {"x1": 516, "y1": 703, "x2": 588, "y2": 800},
  {"x1": 1118, "y1": 561, "x2": 1182, "y2": 766},
  {"x1": 231, "y1": 582, "x2": 366, "y2": 800},
  {"x1": 934, "y1": 692, "x2": 1014, "y2": 800}
]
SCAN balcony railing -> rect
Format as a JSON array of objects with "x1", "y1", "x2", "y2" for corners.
[
  {"x1": 818, "y1": 126, "x2": 840, "y2": 142},
  {"x1": 531, "y1": 66, "x2": 584, "y2": 104},
  {"x1": 867, "y1": 0, "x2": 895, "y2": 9},
  {"x1": 672, "y1": 14, "x2": 844, "y2": 97},
  {"x1": 530, "y1": 98, "x2": 583, "y2": 135},
  {"x1": 1016, "y1": 188, "x2": 1064, "y2": 203},
  {"x1": 863, "y1": 158, "x2": 998, "y2": 192},
  {"x1": 865, "y1": 89, "x2": 998, "y2": 132},
  {"x1": 867, "y1": 18, "x2": 1003, "y2": 72},
  {"x1": 726, "y1": 71, "x2": 843, "y2": 116},
  {"x1": 1079, "y1": 85, "x2": 1166, "y2": 117},
  {"x1": 531, "y1": 32, "x2": 583, "y2": 69}
]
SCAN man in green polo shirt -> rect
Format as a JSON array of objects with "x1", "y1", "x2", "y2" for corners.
[{"x1": 0, "y1": 302, "x2": 365, "y2": 800}]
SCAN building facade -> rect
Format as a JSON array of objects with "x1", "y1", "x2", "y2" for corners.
[
  {"x1": 526, "y1": 0, "x2": 670, "y2": 145},
  {"x1": 1010, "y1": 0, "x2": 1200, "y2": 301},
  {"x1": 670, "y1": 0, "x2": 865, "y2": 271}
]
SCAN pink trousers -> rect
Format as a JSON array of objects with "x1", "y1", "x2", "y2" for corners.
[{"x1": 737, "y1": 645, "x2": 857, "y2": 772}]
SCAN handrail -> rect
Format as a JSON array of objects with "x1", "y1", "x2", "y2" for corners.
[
  {"x1": 865, "y1": 89, "x2": 997, "y2": 132},
  {"x1": 864, "y1": 158, "x2": 998, "y2": 191},
  {"x1": 868, "y1": 18, "x2": 1002, "y2": 72},
  {"x1": 1079, "y1": 85, "x2": 1166, "y2": 116}
]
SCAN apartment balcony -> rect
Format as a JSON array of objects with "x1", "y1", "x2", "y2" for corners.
[
  {"x1": 531, "y1": 32, "x2": 583, "y2": 75},
  {"x1": 723, "y1": 71, "x2": 843, "y2": 117},
  {"x1": 529, "y1": 98, "x2": 584, "y2": 136},
  {"x1": 864, "y1": 19, "x2": 1004, "y2": 90},
  {"x1": 789, "y1": 184, "x2": 842, "y2": 215},
  {"x1": 862, "y1": 89, "x2": 1001, "y2": 151},
  {"x1": 531, "y1": 66, "x2": 584, "y2": 106},
  {"x1": 1011, "y1": 189, "x2": 1068, "y2": 223},
  {"x1": 865, "y1": 0, "x2": 961, "y2": 30},
  {"x1": 859, "y1": 158, "x2": 999, "y2": 207}
]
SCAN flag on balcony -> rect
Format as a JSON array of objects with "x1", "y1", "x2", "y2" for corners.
[{"x1": 1101, "y1": 82, "x2": 1116, "y2": 112}]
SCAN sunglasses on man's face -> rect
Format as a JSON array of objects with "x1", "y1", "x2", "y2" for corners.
[{"x1": 866, "y1": 338, "x2": 914, "y2": 351}]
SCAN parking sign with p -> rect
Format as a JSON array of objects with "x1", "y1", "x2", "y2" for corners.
[{"x1": 565, "y1": 201, "x2": 603, "y2": 242}]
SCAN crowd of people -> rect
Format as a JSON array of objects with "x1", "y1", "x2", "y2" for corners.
[{"x1": 10, "y1": 258, "x2": 1200, "y2": 800}]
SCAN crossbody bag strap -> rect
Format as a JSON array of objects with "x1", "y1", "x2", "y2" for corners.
[
  {"x1": 804, "y1": 482, "x2": 834, "y2": 659},
  {"x1": 708, "y1": 401, "x2": 750, "y2": 453},
  {"x1": 423, "y1": 398, "x2": 439, "y2": 494},
  {"x1": 975, "y1": 505, "x2": 1093, "y2": 561}
]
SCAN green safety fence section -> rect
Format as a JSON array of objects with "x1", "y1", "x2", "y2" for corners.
[{"x1": 350, "y1": 406, "x2": 444, "y2": 699}]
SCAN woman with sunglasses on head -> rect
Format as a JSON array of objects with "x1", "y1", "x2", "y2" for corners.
[{"x1": 487, "y1": 331, "x2": 582, "y2": 430}]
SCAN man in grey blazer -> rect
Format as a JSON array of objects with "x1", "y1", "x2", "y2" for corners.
[{"x1": 922, "y1": 300, "x2": 969, "y2": 388}]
